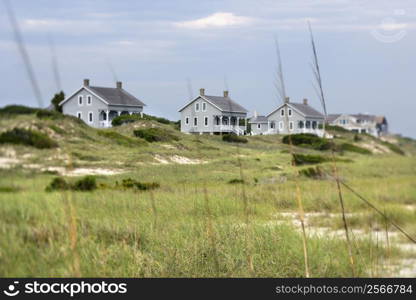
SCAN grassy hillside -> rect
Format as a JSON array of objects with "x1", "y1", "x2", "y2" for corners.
[{"x1": 0, "y1": 110, "x2": 415, "y2": 277}]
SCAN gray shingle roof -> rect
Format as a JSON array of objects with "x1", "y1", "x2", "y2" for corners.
[
  {"x1": 327, "y1": 114, "x2": 341, "y2": 123},
  {"x1": 203, "y1": 95, "x2": 248, "y2": 113},
  {"x1": 89, "y1": 86, "x2": 145, "y2": 107},
  {"x1": 249, "y1": 116, "x2": 268, "y2": 123},
  {"x1": 289, "y1": 102, "x2": 324, "y2": 118}
]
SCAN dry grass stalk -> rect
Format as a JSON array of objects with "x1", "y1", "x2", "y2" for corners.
[{"x1": 275, "y1": 37, "x2": 310, "y2": 277}]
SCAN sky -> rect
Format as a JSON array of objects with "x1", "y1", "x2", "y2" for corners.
[{"x1": 0, "y1": 0, "x2": 415, "y2": 137}]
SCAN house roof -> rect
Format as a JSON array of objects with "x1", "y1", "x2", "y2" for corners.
[
  {"x1": 249, "y1": 115, "x2": 268, "y2": 123},
  {"x1": 178, "y1": 94, "x2": 248, "y2": 113},
  {"x1": 267, "y1": 102, "x2": 324, "y2": 118},
  {"x1": 327, "y1": 114, "x2": 341, "y2": 123},
  {"x1": 88, "y1": 86, "x2": 145, "y2": 107}
]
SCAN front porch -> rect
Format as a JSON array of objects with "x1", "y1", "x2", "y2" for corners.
[
  {"x1": 212, "y1": 115, "x2": 247, "y2": 135},
  {"x1": 98, "y1": 109, "x2": 143, "y2": 128}
]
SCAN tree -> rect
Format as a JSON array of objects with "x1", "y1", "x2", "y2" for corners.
[{"x1": 51, "y1": 91, "x2": 65, "y2": 112}]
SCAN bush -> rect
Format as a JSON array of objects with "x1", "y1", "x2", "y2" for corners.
[
  {"x1": 380, "y1": 141, "x2": 405, "y2": 155},
  {"x1": 45, "y1": 177, "x2": 69, "y2": 191},
  {"x1": 299, "y1": 166, "x2": 326, "y2": 179},
  {"x1": 111, "y1": 113, "x2": 176, "y2": 127},
  {"x1": 133, "y1": 128, "x2": 179, "y2": 143},
  {"x1": 36, "y1": 110, "x2": 64, "y2": 120},
  {"x1": 45, "y1": 176, "x2": 97, "y2": 192},
  {"x1": 292, "y1": 153, "x2": 328, "y2": 165},
  {"x1": 120, "y1": 178, "x2": 160, "y2": 191},
  {"x1": 0, "y1": 105, "x2": 39, "y2": 116},
  {"x1": 325, "y1": 125, "x2": 350, "y2": 133},
  {"x1": 97, "y1": 130, "x2": 147, "y2": 147},
  {"x1": 0, "y1": 128, "x2": 58, "y2": 149},
  {"x1": 222, "y1": 134, "x2": 248, "y2": 143},
  {"x1": 73, "y1": 176, "x2": 97, "y2": 191},
  {"x1": 228, "y1": 178, "x2": 244, "y2": 184},
  {"x1": 340, "y1": 143, "x2": 372, "y2": 155},
  {"x1": 282, "y1": 134, "x2": 331, "y2": 151}
]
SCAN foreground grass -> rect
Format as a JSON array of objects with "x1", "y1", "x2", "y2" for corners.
[{"x1": 0, "y1": 114, "x2": 415, "y2": 277}]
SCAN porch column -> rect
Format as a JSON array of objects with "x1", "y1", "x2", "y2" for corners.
[
  {"x1": 236, "y1": 117, "x2": 240, "y2": 135},
  {"x1": 245, "y1": 118, "x2": 247, "y2": 135},
  {"x1": 117, "y1": 111, "x2": 121, "y2": 116},
  {"x1": 106, "y1": 110, "x2": 109, "y2": 127},
  {"x1": 228, "y1": 116, "x2": 231, "y2": 127},
  {"x1": 220, "y1": 116, "x2": 223, "y2": 135},
  {"x1": 129, "y1": 111, "x2": 133, "y2": 115}
]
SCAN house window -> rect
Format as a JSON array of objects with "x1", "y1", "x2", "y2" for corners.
[
  {"x1": 204, "y1": 116, "x2": 208, "y2": 127},
  {"x1": 78, "y1": 95, "x2": 83, "y2": 106},
  {"x1": 289, "y1": 121, "x2": 294, "y2": 131},
  {"x1": 195, "y1": 103, "x2": 200, "y2": 112},
  {"x1": 193, "y1": 117, "x2": 198, "y2": 126},
  {"x1": 270, "y1": 122, "x2": 275, "y2": 129},
  {"x1": 77, "y1": 112, "x2": 82, "y2": 119},
  {"x1": 312, "y1": 121, "x2": 317, "y2": 129},
  {"x1": 306, "y1": 121, "x2": 311, "y2": 129},
  {"x1": 185, "y1": 117, "x2": 189, "y2": 125},
  {"x1": 215, "y1": 116, "x2": 220, "y2": 125},
  {"x1": 202, "y1": 102, "x2": 207, "y2": 111},
  {"x1": 87, "y1": 95, "x2": 92, "y2": 105},
  {"x1": 298, "y1": 121, "x2": 304, "y2": 129},
  {"x1": 257, "y1": 124, "x2": 261, "y2": 129},
  {"x1": 279, "y1": 121, "x2": 284, "y2": 130},
  {"x1": 288, "y1": 109, "x2": 292, "y2": 117},
  {"x1": 281, "y1": 109, "x2": 285, "y2": 116},
  {"x1": 88, "y1": 112, "x2": 93, "y2": 123}
]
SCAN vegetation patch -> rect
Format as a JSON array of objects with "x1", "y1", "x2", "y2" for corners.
[
  {"x1": 0, "y1": 105, "x2": 39, "y2": 116},
  {"x1": 0, "y1": 128, "x2": 58, "y2": 149},
  {"x1": 222, "y1": 134, "x2": 248, "y2": 144},
  {"x1": 133, "y1": 128, "x2": 179, "y2": 143},
  {"x1": 119, "y1": 178, "x2": 160, "y2": 191},
  {"x1": 45, "y1": 176, "x2": 97, "y2": 192},
  {"x1": 0, "y1": 185, "x2": 21, "y2": 193},
  {"x1": 36, "y1": 110, "x2": 64, "y2": 120},
  {"x1": 292, "y1": 153, "x2": 328, "y2": 165},
  {"x1": 112, "y1": 113, "x2": 178, "y2": 127},
  {"x1": 282, "y1": 133, "x2": 331, "y2": 151},
  {"x1": 325, "y1": 125, "x2": 350, "y2": 133},
  {"x1": 97, "y1": 130, "x2": 147, "y2": 147},
  {"x1": 380, "y1": 141, "x2": 405, "y2": 155},
  {"x1": 228, "y1": 178, "x2": 245, "y2": 184},
  {"x1": 299, "y1": 166, "x2": 326, "y2": 179},
  {"x1": 340, "y1": 143, "x2": 372, "y2": 155}
]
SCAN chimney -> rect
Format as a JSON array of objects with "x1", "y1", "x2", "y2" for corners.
[
  {"x1": 223, "y1": 90, "x2": 229, "y2": 98},
  {"x1": 83, "y1": 79, "x2": 90, "y2": 87},
  {"x1": 116, "y1": 81, "x2": 122, "y2": 89},
  {"x1": 253, "y1": 110, "x2": 258, "y2": 118},
  {"x1": 199, "y1": 88, "x2": 205, "y2": 96},
  {"x1": 303, "y1": 98, "x2": 308, "y2": 105},
  {"x1": 284, "y1": 96, "x2": 290, "y2": 103}
]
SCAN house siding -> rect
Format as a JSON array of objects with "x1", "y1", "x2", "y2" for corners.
[
  {"x1": 62, "y1": 88, "x2": 108, "y2": 128},
  {"x1": 250, "y1": 122, "x2": 268, "y2": 135},
  {"x1": 62, "y1": 87, "x2": 144, "y2": 128}
]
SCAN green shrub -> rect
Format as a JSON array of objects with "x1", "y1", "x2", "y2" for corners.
[
  {"x1": 299, "y1": 166, "x2": 326, "y2": 179},
  {"x1": 0, "y1": 185, "x2": 21, "y2": 193},
  {"x1": 0, "y1": 105, "x2": 39, "y2": 115},
  {"x1": 353, "y1": 134, "x2": 362, "y2": 142},
  {"x1": 292, "y1": 153, "x2": 328, "y2": 165},
  {"x1": 97, "y1": 130, "x2": 147, "y2": 146},
  {"x1": 222, "y1": 134, "x2": 248, "y2": 143},
  {"x1": 45, "y1": 177, "x2": 69, "y2": 191},
  {"x1": 340, "y1": 143, "x2": 372, "y2": 155},
  {"x1": 228, "y1": 178, "x2": 245, "y2": 184},
  {"x1": 111, "y1": 113, "x2": 176, "y2": 127},
  {"x1": 282, "y1": 134, "x2": 331, "y2": 150},
  {"x1": 0, "y1": 128, "x2": 58, "y2": 149},
  {"x1": 46, "y1": 176, "x2": 97, "y2": 192},
  {"x1": 326, "y1": 125, "x2": 350, "y2": 133},
  {"x1": 120, "y1": 178, "x2": 160, "y2": 191},
  {"x1": 73, "y1": 176, "x2": 97, "y2": 191},
  {"x1": 133, "y1": 128, "x2": 179, "y2": 143},
  {"x1": 36, "y1": 110, "x2": 63, "y2": 120},
  {"x1": 380, "y1": 141, "x2": 405, "y2": 155}
]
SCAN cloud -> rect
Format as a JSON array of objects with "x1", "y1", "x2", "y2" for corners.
[{"x1": 175, "y1": 12, "x2": 253, "y2": 29}]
